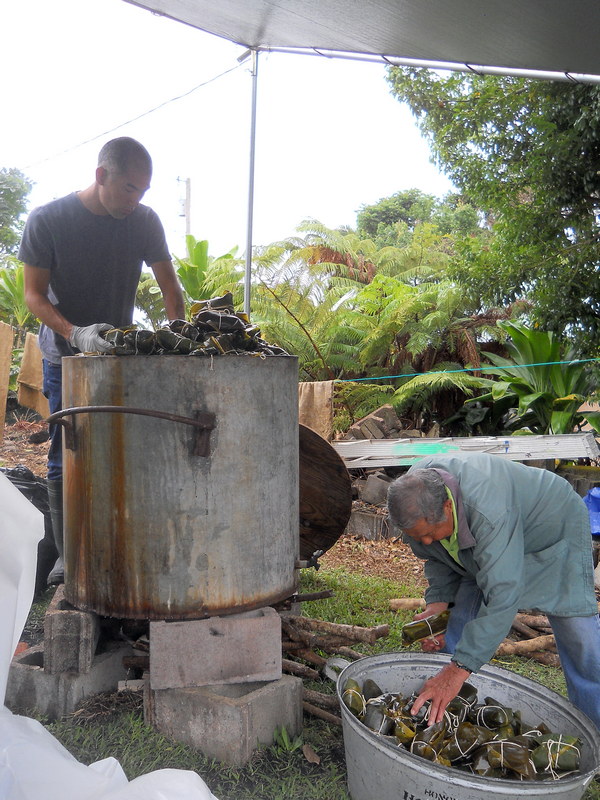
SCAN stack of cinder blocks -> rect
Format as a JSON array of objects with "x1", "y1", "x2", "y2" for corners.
[
  {"x1": 144, "y1": 607, "x2": 303, "y2": 766},
  {"x1": 341, "y1": 403, "x2": 441, "y2": 441},
  {"x1": 7, "y1": 585, "x2": 132, "y2": 719}
]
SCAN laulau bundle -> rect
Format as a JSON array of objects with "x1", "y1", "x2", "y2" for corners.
[
  {"x1": 101, "y1": 292, "x2": 290, "y2": 357},
  {"x1": 341, "y1": 676, "x2": 582, "y2": 781}
]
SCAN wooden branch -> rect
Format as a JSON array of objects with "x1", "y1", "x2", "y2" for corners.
[
  {"x1": 511, "y1": 619, "x2": 541, "y2": 639},
  {"x1": 291, "y1": 591, "x2": 334, "y2": 603},
  {"x1": 282, "y1": 640, "x2": 312, "y2": 652},
  {"x1": 123, "y1": 655, "x2": 149, "y2": 671},
  {"x1": 282, "y1": 658, "x2": 320, "y2": 680},
  {"x1": 515, "y1": 613, "x2": 551, "y2": 631},
  {"x1": 295, "y1": 648, "x2": 328, "y2": 667},
  {"x1": 303, "y1": 701, "x2": 343, "y2": 726},
  {"x1": 303, "y1": 688, "x2": 340, "y2": 712},
  {"x1": 495, "y1": 634, "x2": 555, "y2": 655},
  {"x1": 283, "y1": 633, "x2": 358, "y2": 652},
  {"x1": 525, "y1": 651, "x2": 561, "y2": 668},
  {"x1": 281, "y1": 619, "x2": 309, "y2": 644},
  {"x1": 275, "y1": 590, "x2": 334, "y2": 610},
  {"x1": 288, "y1": 616, "x2": 389, "y2": 644},
  {"x1": 389, "y1": 598, "x2": 425, "y2": 611},
  {"x1": 334, "y1": 646, "x2": 365, "y2": 660}
]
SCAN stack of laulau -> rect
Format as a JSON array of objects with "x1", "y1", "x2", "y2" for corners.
[
  {"x1": 341, "y1": 676, "x2": 582, "y2": 781},
  {"x1": 101, "y1": 292, "x2": 289, "y2": 357}
]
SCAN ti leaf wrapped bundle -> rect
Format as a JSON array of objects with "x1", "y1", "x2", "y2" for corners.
[
  {"x1": 401, "y1": 610, "x2": 451, "y2": 646},
  {"x1": 479, "y1": 740, "x2": 538, "y2": 780},
  {"x1": 342, "y1": 678, "x2": 366, "y2": 719},
  {"x1": 363, "y1": 698, "x2": 395, "y2": 735},
  {"x1": 100, "y1": 292, "x2": 291, "y2": 358},
  {"x1": 341, "y1": 676, "x2": 584, "y2": 782},
  {"x1": 438, "y1": 722, "x2": 496, "y2": 763},
  {"x1": 531, "y1": 734, "x2": 582, "y2": 772}
]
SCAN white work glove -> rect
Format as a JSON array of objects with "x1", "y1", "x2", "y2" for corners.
[{"x1": 68, "y1": 323, "x2": 114, "y2": 353}]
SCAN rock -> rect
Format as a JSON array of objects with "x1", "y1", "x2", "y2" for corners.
[
  {"x1": 359, "y1": 418, "x2": 386, "y2": 439},
  {"x1": 357, "y1": 474, "x2": 392, "y2": 506}
]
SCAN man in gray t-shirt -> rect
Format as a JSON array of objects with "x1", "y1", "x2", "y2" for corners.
[{"x1": 19, "y1": 136, "x2": 185, "y2": 585}]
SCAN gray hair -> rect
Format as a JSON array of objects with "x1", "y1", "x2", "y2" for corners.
[
  {"x1": 387, "y1": 469, "x2": 448, "y2": 530},
  {"x1": 98, "y1": 137, "x2": 152, "y2": 175}
]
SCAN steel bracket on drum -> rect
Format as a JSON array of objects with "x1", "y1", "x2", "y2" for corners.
[{"x1": 47, "y1": 405, "x2": 216, "y2": 456}]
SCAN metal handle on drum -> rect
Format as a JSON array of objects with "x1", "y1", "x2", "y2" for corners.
[{"x1": 46, "y1": 405, "x2": 216, "y2": 457}]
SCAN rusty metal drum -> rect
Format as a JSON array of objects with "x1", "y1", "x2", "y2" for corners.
[{"x1": 60, "y1": 354, "x2": 299, "y2": 619}]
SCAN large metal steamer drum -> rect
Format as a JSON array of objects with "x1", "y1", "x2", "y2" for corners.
[{"x1": 61, "y1": 354, "x2": 299, "y2": 620}]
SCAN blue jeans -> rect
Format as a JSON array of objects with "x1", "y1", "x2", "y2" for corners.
[
  {"x1": 42, "y1": 360, "x2": 63, "y2": 481},
  {"x1": 442, "y1": 577, "x2": 600, "y2": 731}
]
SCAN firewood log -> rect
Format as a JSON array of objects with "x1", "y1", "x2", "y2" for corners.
[
  {"x1": 303, "y1": 687, "x2": 340, "y2": 711},
  {"x1": 515, "y1": 612, "x2": 551, "y2": 630},
  {"x1": 334, "y1": 646, "x2": 365, "y2": 660},
  {"x1": 282, "y1": 658, "x2": 320, "y2": 679},
  {"x1": 495, "y1": 634, "x2": 555, "y2": 655},
  {"x1": 123, "y1": 655, "x2": 149, "y2": 671},
  {"x1": 302, "y1": 701, "x2": 342, "y2": 726},
  {"x1": 511, "y1": 619, "x2": 541, "y2": 639},
  {"x1": 389, "y1": 598, "x2": 425, "y2": 611},
  {"x1": 526, "y1": 651, "x2": 561, "y2": 668},
  {"x1": 288, "y1": 616, "x2": 389, "y2": 644},
  {"x1": 295, "y1": 648, "x2": 328, "y2": 667}
]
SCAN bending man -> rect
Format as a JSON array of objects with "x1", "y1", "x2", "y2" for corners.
[{"x1": 387, "y1": 451, "x2": 600, "y2": 731}]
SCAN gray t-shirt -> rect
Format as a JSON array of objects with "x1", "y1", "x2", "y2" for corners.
[{"x1": 18, "y1": 192, "x2": 171, "y2": 363}]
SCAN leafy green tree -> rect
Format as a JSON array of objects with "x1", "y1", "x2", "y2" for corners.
[
  {"x1": 247, "y1": 223, "x2": 519, "y2": 427},
  {"x1": 464, "y1": 321, "x2": 600, "y2": 435},
  {"x1": 357, "y1": 189, "x2": 482, "y2": 249},
  {"x1": 386, "y1": 69, "x2": 600, "y2": 349},
  {"x1": 135, "y1": 272, "x2": 169, "y2": 330},
  {"x1": 357, "y1": 189, "x2": 436, "y2": 238},
  {"x1": 0, "y1": 168, "x2": 31, "y2": 259},
  {"x1": 0, "y1": 259, "x2": 36, "y2": 340}
]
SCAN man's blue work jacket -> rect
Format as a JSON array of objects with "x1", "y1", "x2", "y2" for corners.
[{"x1": 404, "y1": 452, "x2": 597, "y2": 673}]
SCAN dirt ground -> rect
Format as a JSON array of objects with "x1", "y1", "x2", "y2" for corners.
[
  {"x1": 0, "y1": 419, "x2": 426, "y2": 588},
  {"x1": 0, "y1": 420, "x2": 51, "y2": 477}
]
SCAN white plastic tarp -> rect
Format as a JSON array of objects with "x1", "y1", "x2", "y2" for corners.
[{"x1": 0, "y1": 473, "x2": 219, "y2": 800}]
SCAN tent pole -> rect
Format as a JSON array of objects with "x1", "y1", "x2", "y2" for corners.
[{"x1": 243, "y1": 49, "x2": 259, "y2": 315}]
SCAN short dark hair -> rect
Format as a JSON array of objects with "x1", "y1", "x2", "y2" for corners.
[
  {"x1": 387, "y1": 469, "x2": 448, "y2": 530},
  {"x1": 98, "y1": 137, "x2": 152, "y2": 175}
]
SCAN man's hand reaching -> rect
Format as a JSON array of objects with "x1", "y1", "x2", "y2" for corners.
[
  {"x1": 69, "y1": 323, "x2": 114, "y2": 353},
  {"x1": 410, "y1": 661, "x2": 471, "y2": 725}
]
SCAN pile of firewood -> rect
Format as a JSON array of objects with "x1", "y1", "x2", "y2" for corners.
[
  {"x1": 279, "y1": 612, "x2": 389, "y2": 726},
  {"x1": 389, "y1": 597, "x2": 561, "y2": 667}
]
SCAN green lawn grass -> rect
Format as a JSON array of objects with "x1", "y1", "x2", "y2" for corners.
[{"x1": 25, "y1": 567, "x2": 600, "y2": 800}]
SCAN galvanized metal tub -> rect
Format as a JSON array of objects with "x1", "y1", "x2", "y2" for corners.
[
  {"x1": 337, "y1": 653, "x2": 600, "y2": 800},
  {"x1": 61, "y1": 354, "x2": 299, "y2": 620}
]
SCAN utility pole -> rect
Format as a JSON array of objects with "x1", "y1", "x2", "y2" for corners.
[{"x1": 177, "y1": 176, "x2": 191, "y2": 237}]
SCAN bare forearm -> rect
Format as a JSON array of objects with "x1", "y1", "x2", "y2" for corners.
[
  {"x1": 164, "y1": 286, "x2": 186, "y2": 321},
  {"x1": 25, "y1": 291, "x2": 73, "y2": 341},
  {"x1": 151, "y1": 261, "x2": 186, "y2": 321}
]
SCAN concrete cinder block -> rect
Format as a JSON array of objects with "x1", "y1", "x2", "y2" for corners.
[
  {"x1": 43, "y1": 585, "x2": 100, "y2": 674},
  {"x1": 145, "y1": 674, "x2": 303, "y2": 766},
  {"x1": 358, "y1": 418, "x2": 385, "y2": 439},
  {"x1": 345, "y1": 509, "x2": 391, "y2": 540},
  {"x1": 6, "y1": 642, "x2": 132, "y2": 720},
  {"x1": 150, "y1": 607, "x2": 282, "y2": 690},
  {"x1": 357, "y1": 474, "x2": 392, "y2": 507}
]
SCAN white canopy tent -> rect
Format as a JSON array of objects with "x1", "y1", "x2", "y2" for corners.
[
  {"x1": 124, "y1": 0, "x2": 600, "y2": 309},
  {"x1": 126, "y1": 0, "x2": 600, "y2": 80}
]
